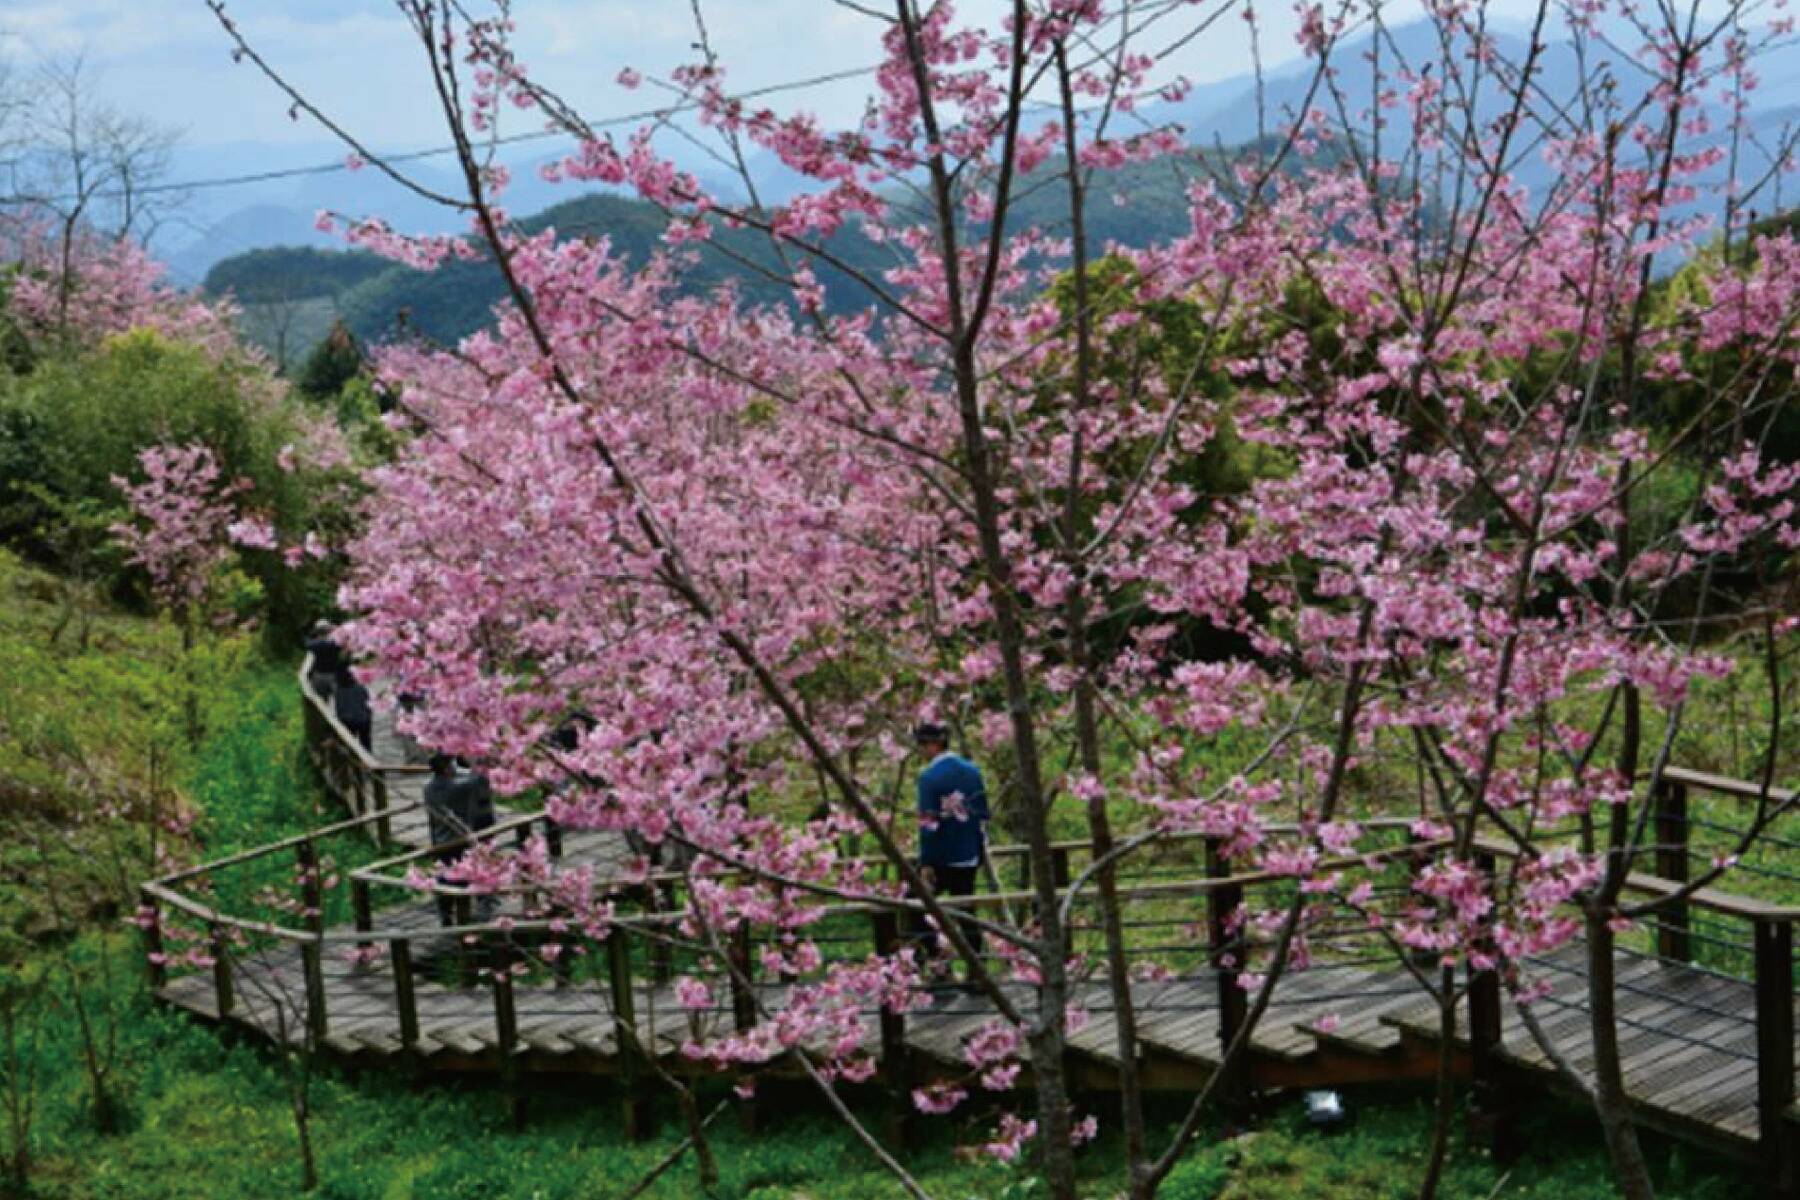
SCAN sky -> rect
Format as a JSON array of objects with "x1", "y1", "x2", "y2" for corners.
[
  {"x1": 4, "y1": 0, "x2": 1324, "y2": 159},
  {"x1": 1, "y1": 0, "x2": 1572, "y2": 270}
]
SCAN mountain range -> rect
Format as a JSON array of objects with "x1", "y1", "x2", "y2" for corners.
[{"x1": 181, "y1": 17, "x2": 1800, "y2": 362}]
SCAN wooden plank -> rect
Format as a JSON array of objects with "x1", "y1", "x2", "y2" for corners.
[
  {"x1": 1294, "y1": 968, "x2": 1425, "y2": 1056},
  {"x1": 1659, "y1": 766, "x2": 1796, "y2": 806}
]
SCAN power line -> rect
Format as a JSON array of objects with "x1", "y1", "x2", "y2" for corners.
[{"x1": 36, "y1": 64, "x2": 879, "y2": 204}]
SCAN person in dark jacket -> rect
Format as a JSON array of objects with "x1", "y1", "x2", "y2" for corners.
[
  {"x1": 304, "y1": 621, "x2": 343, "y2": 704},
  {"x1": 333, "y1": 667, "x2": 373, "y2": 752},
  {"x1": 910, "y1": 721, "x2": 988, "y2": 977},
  {"x1": 424, "y1": 754, "x2": 499, "y2": 925}
]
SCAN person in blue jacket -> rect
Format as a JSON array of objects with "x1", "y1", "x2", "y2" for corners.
[{"x1": 911, "y1": 721, "x2": 988, "y2": 973}]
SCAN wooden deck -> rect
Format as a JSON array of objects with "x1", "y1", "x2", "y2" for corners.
[
  {"x1": 152, "y1": 915, "x2": 1797, "y2": 1160},
  {"x1": 138, "y1": 661, "x2": 1799, "y2": 1195}
]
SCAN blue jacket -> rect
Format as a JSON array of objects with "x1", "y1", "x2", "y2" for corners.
[{"x1": 917, "y1": 754, "x2": 989, "y2": 867}]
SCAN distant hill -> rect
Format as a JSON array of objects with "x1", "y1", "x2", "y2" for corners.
[
  {"x1": 162, "y1": 205, "x2": 341, "y2": 288},
  {"x1": 204, "y1": 153, "x2": 1227, "y2": 361},
  {"x1": 205, "y1": 246, "x2": 392, "y2": 303},
  {"x1": 205, "y1": 190, "x2": 899, "y2": 357},
  {"x1": 202, "y1": 247, "x2": 393, "y2": 371}
]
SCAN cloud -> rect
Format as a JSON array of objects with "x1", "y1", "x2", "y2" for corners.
[{"x1": 0, "y1": 0, "x2": 1334, "y2": 161}]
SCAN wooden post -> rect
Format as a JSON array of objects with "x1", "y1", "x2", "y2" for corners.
[
  {"x1": 1467, "y1": 850, "x2": 1514, "y2": 1159},
  {"x1": 872, "y1": 910, "x2": 912, "y2": 1149},
  {"x1": 391, "y1": 937, "x2": 420, "y2": 1051},
  {"x1": 545, "y1": 818, "x2": 563, "y2": 859},
  {"x1": 352, "y1": 879, "x2": 374, "y2": 951},
  {"x1": 317, "y1": 739, "x2": 336, "y2": 805},
  {"x1": 492, "y1": 937, "x2": 524, "y2": 1128},
  {"x1": 606, "y1": 930, "x2": 650, "y2": 1140},
  {"x1": 348, "y1": 757, "x2": 366, "y2": 819},
  {"x1": 1204, "y1": 837, "x2": 1247, "y2": 1107},
  {"x1": 1753, "y1": 918, "x2": 1796, "y2": 1198},
  {"x1": 453, "y1": 895, "x2": 476, "y2": 988},
  {"x1": 548, "y1": 925, "x2": 575, "y2": 989},
  {"x1": 334, "y1": 746, "x2": 351, "y2": 811},
  {"x1": 373, "y1": 772, "x2": 393, "y2": 847},
  {"x1": 210, "y1": 922, "x2": 233, "y2": 1018},
  {"x1": 648, "y1": 887, "x2": 675, "y2": 985},
  {"x1": 1653, "y1": 779, "x2": 1692, "y2": 963},
  {"x1": 722, "y1": 921, "x2": 761, "y2": 1134},
  {"x1": 301, "y1": 939, "x2": 328, "y2": 1042},
  {"x1": 728, "y1": 926, "x2": 757, "y2": 1034},
  {"x1": 296, "y1": 839, "x2": 324, "y2": 937},
  {"x1": 138, "y1": 888, "x2": 167, "y2": 989},
  {"x1": 1468, "y1": 961, "x2": 1503, "y2": 1067},
  {"x1": 301, "y1": 687, "x2": 325, "y2": 778}
]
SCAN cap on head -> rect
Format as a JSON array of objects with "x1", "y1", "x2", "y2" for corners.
[
  {"x1": 311, "y1": 619, "x2": 333, "y2": 636},
  {"x1": 428, "y1": 753, "x2": 455, "y2": 776},
  {"x1": 912, "y1": 721, "x2": 949, "y2": 747}
]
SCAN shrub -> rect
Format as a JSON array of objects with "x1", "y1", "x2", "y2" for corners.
[{"x1": 0, "y1": 330, "x2": 358, "y2": 637}]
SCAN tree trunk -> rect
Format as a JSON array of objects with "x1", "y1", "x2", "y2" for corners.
[
  {"x1": 1026, "y1": 1022, "x2": 1078, "y2": 1194},
  {"x1": 2, "y1": 987, "x2": 36, "y2": 1193},
  {"x1": 1585, "y1": 914, "x2": 1656, "y2": 1200},
  {"x1": 290, "y1": 1079, "x2": 317, "y2": 1192},
  {"x1": 949, "y1": 339, "x2": 1079, "y2": 1194},
  {"x1": 1076, "y1": 666, "x2": 1149, "y2": 1196},
  {"x1": 1416, "y1": 968, "x2": 1457, "y2": 1200}
]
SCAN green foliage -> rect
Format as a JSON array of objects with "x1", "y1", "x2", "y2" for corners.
[
  {"x1": 1648, "y1": 238, "x2": 1800, "y2": 466},
  {"x1": 0, "y1": 329, "x2": 356, "y2": 638},
  {"x1": 295, "y1": 321, "x2": 366, "y2": 402},
  {"x1": 0, "y1": 552, "x2": 191, "y2": 938},
  {"x1": 330, "y1": 376, "x2": 402, "y2": 464},
  {"x1": 185, "y1": 659, "x2": 318, "y2": 857},
  {"x1": 1, "y1": 330, "x2": 268, "y2": 518},
  {"x1": 1047, "y1": 256, "x2": 1263, "y2": 501}
]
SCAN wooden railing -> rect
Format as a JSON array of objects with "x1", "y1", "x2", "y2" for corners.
[
  {"x1": 297, "y1": 652, "x2": 428, "y2": 845},
  {"x1": 1446, "y1": 764, "x2": 1798, "y2": 1191},
  {"x1": 137, "y1": 798, "x2": 422, "y2": 1022},
  {"x1": 1639, "y1": 766, "x2": 1797, "y2": 1190}
]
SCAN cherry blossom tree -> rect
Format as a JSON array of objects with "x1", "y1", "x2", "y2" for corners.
[
  {"x1": 112, "y1": 443, "x2": 243, "y2": 612},
  {"x1": 112, "y1": 440, "x2": 272, "y2": 741},
  {"x1": 206, "y1": 2, "x2": 1800, "y2": 1197},
  {"x1": 0, "y1": 51, "x2": 199, "y2": 360},
  {"x1": 2, "y1": 220, "x2": 243, "y2": 359}
]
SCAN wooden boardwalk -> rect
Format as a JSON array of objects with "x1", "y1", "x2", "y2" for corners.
[
  {"x1": 152, "y1": 932, "x2": 1794, "y2": 1145},
  {"x1": 138, "y1": 658, "x2": 1799, "y2": 1194}
]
